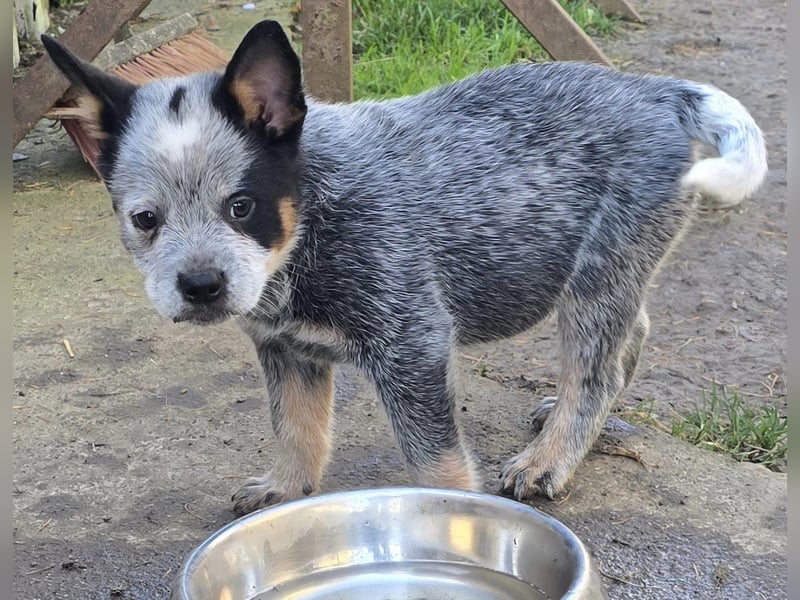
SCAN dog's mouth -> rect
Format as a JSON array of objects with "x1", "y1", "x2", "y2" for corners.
[{"x1": 172, "y1": 307, "x2": 236, "y2": 326}]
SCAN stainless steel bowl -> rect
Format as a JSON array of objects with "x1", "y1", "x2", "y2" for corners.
[{"x1": 170, "y1": 487, "x2": 607, "y2": 600}]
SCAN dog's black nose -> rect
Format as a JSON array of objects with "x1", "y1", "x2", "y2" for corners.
[{"x1": 178, "y1": 270, "x2": 226, "y2": 304}]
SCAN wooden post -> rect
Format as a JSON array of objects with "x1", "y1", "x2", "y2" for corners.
[
  {"x1": 500, "y1": 0, "x2": 613, "y2": 66},
  {"x1": 17, "y1": 0, "x2": 50, "y2": 40},
  {"x1": 14, "y1": 2, "x2": 25, "y2": 40},
  {"x1": 591, "y1": 0, "x2": 643, "y2": 22},
  {"x1": 13, "y1": 18, "x2": 20, "y2": 69},
  {"x1": 300, "y1": 0, "x2": 353, "y2": 103}
]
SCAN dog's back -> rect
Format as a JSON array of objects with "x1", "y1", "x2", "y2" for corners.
[{"x1": 295, "y1": 62, "x2": 761, "y2": 343}]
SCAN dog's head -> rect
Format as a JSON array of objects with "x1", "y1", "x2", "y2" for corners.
[{"x1": 42, "y1": 21, "x2": 306, "y2": 324}]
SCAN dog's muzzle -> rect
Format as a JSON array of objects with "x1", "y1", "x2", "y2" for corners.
[
  {"x1": 178, "y1": 270, "x2": 226, "y2": 305},
  {"x1": 173, "y1": 269, "x2": 232, "y2": 324}
]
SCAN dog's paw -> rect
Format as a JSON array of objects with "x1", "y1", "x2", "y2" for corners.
[
  {"x1": 498, "y1": 445, "x2": 570, "y2": 501},
  {"x1": 231, "y1": 476, "x2": 308, "y2": 517},
  {"x1": 530, "y1": 396, "x2": 558, "y2": 433}
]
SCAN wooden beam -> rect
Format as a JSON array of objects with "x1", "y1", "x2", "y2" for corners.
[
  {"x1": 500, "y1": 0, "x2": 613, "y2": 66},
  {"x1": 13, "y1": 0, "x2": 152, "y2": 148},
  {"x1": 93, "y1": 13, "x2": 199, "y2": 72},
  {"x1": 300, "y1": 0, "x2": 353, "y2": 103},
  {"x1": 592, "y1": 0, "x2": 643, "y2": 22}
]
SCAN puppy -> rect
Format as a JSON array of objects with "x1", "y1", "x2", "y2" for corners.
[{"x1": 42, "y1": 20, "x2": 766, "y2": 516}]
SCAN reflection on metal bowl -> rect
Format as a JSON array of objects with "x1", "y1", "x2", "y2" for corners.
[{"x1": 171, "y1": 487, "x2": 607, "y2": 600}]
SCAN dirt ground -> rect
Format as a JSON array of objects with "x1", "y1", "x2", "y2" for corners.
[{"x1": 12, "y1": 0, "x2": 786, "y2": 598}]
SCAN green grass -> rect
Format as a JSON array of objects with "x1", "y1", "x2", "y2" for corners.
[
  {"x1": 351, "y1": 0, "x2": 619, "y2": 100},
  {"x1": 614, "y1": 398, "x2": 663, "y2": 427},
  {"x1": 671, "y1": 385, "x2": 787, "y2": 471}
]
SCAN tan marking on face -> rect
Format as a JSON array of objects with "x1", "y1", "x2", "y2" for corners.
[
  {"x1": 414, "y1": 447, "x2": 479, "y2": 491},
  {"x1": 277, "y1": 196, "x2": 297, "y2": 246},
  {"x1": 265, "y1": 196, "x2": 299, "y2": 276}
]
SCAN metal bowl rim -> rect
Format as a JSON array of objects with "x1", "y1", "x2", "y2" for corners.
[{"x1": 172, "y1": 486, "x2": 597, "y2": 600}]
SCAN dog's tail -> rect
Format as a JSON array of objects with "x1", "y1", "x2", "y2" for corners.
[{"x1": 679, "y1": 83, "x2": 768, "y2": 206}]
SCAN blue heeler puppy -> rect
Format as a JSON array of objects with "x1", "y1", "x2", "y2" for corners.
[{"x1": 42, "y1": 20, "x2": 767, "y2": 516}]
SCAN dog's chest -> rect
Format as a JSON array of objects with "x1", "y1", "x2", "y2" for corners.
[{"x1": 243, "y1": 317, "x2": 349, "y2": 363}]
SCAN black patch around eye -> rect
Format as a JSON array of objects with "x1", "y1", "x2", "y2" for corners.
[
  {"x1": 228, "y1": 143, "x2": 301, "y2": 251},
  {"x1": 169, "y1": 86, "x2": 186, "y2": 116},
  {"x1": 228, "y1": 197, "x2": 255, "y2": 220},
  {"x1": 209, "y1": 71, "x2": 302, "y2": 252},
  {"x1": 227, "y1": 193, "x2": 283, "y2": 250}
]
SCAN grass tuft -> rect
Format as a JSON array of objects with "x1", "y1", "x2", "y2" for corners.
[
  {"x1": 351, "y1": 0, "x2": 619, "y2": 99},
  {"x1": 614, "y1": 398, "x2": 665, "y2": 428},
  {"x1": 671, "y1": 385, "x2": 787, "y2": 471}
]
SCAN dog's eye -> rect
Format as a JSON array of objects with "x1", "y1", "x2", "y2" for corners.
[
  {"x1": 132, "y1": 211, "x2": 158, "y2": 231},
  {"x1": 228, "y1": 197, "x2": 255, "y2": 220}
]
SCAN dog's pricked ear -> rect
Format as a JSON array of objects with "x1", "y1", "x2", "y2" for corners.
[
  {"x1": 223, "y1": 20, "x2": 307, "y2": 139},
  {"x1": 41, "y1": 34, "x2": 137, "y2": 139}
]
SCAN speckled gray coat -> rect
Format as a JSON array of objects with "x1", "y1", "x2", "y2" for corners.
[{"x1": 41, "y1": 20, "x2": 766, "y2": 516}]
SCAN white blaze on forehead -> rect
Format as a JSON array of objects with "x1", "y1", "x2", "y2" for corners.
[
  {"x1": 153, "y1": 119, "x2": 203, "y2": 161},
  {"x1": 112, "y1": 73, "x2": 256, "y2": 205}
]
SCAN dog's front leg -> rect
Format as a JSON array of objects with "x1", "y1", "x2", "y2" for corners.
[
  {"x1": 368, "y1": 341, "x2": 480, "y2": 492},
  {"x1": 231, "y1": 340, "x2": 335, "y2": 516}
]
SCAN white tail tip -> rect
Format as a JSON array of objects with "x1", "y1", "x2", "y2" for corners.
[{"x1": 682, "y1": 153, "x2": 767, "y2": 208}]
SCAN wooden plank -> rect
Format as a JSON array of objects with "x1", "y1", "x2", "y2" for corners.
[
  {"x1": 12, "y1": 0, "x2": 152, "y2": 148},
  {"x1": 500, "y1": 0, "x2": 613, "y2": 66},
  {"x1": 592, "y1": 0, "x2": 643, "y2": 22},
  {"x1": 300, "y1": 0, "x2": 353, "y2": 103},
  {"x1": 93, "y1": 12, "x2": 198, "y2": 72}
]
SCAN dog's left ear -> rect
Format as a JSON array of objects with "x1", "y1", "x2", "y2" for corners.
[
  {"x1": 40, "y1": 34, "x2": 137, "y2": 140},
  {"x1": 223, "y1": 20, "x2": 307, "y2": 140}
]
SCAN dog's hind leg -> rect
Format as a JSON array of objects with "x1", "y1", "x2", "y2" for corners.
[
  {"x1": 530, "y1": 306, "x2": 650, "y2": 433},
  {"x1": 500, "y1": 259, "x2": 654, "y2": 500},
  {"x1": 620, "y1": 306, "x2": 650, "y2": 390},
  {"x1": 232, "y1": 340, "x2": 335, "y2": 516}
]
